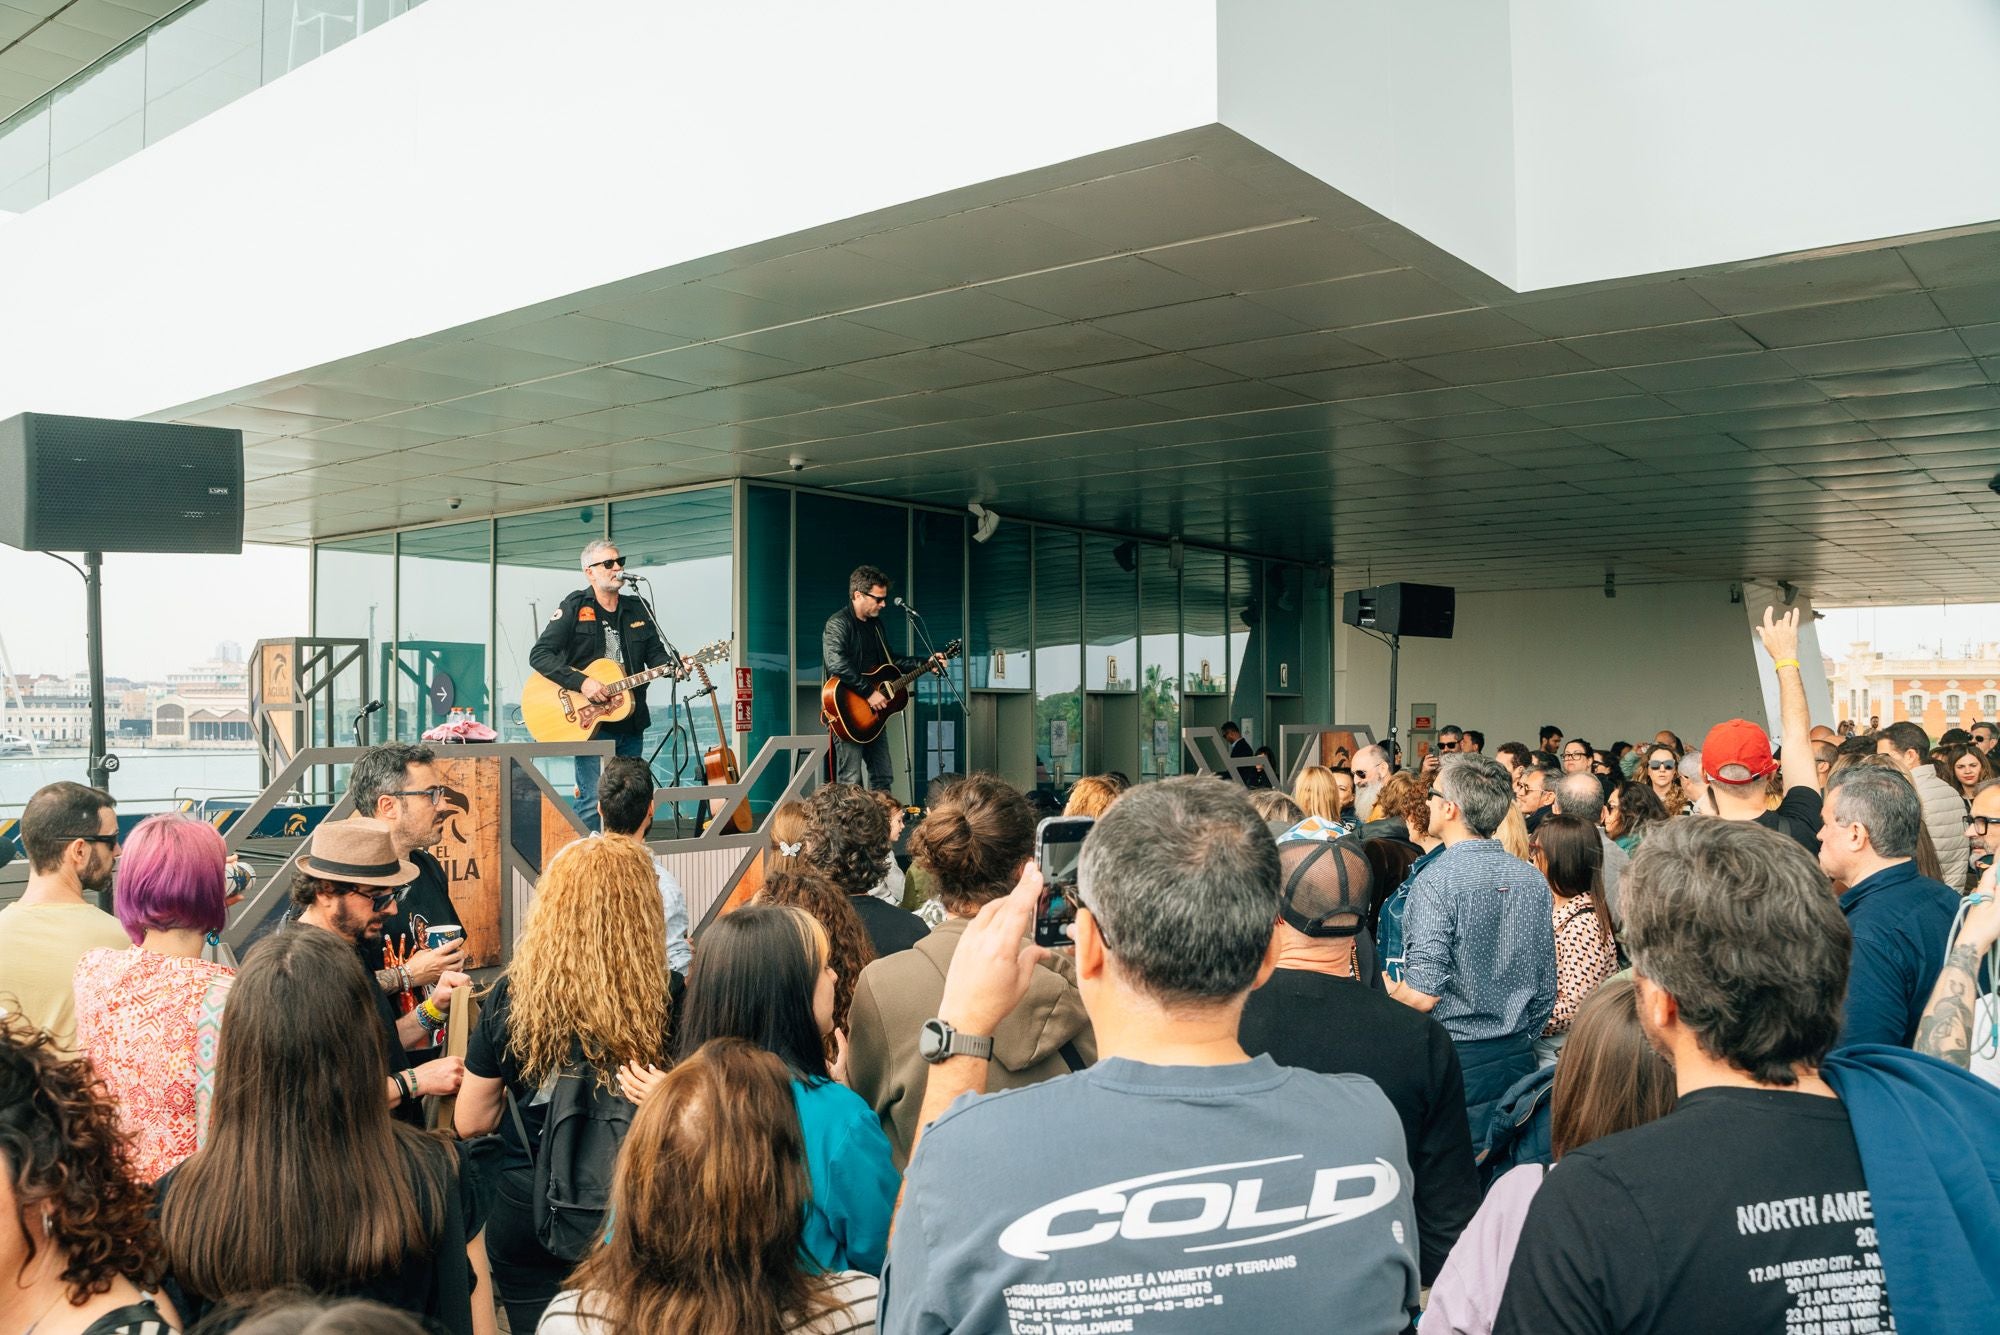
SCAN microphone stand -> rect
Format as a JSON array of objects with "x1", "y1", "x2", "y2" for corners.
[
  {"x1": 896, "y1": 601, "x2": 967, "y2": 802},
  {"x1": 631, "y1": 571, "x2": 695, "y2": 835}
]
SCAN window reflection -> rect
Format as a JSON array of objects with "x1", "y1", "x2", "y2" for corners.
[
  {"x1": 0, "y1": 101, "x2": 50, "y2": 213},
  {"x1": 312, "y1": 533, "x2": 393, "y2": 794},
  {"x1": 148, "y1": 0, "x2": 262, "y2": 144},
  {"x1": 49, "y1": 47, "x2": 143, "y2": 194},
  {"x1": 395, "y1": 522, "x2": 491, "y2": 739},
  {"x1": 1138, "y1": 544, "x2": 1179, "y2": 779},
  {"x1": 1034, "y1": 529, "x2": 1081, "y2": 788},
  {"x1": 496, "y1": 506, "x2": 604, "y2": 749}
]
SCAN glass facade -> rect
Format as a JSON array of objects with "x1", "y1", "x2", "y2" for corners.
[
  {"x1": 0, "y1": 0, "x2": 426, "y2": 212},
  {"x1": 311, "y1": 481, "x2": 1331, "y2": 812}
]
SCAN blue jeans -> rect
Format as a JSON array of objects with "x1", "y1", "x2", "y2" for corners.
[{"x1": 573, "y1": 731, "x2": 645, "y2": 831}]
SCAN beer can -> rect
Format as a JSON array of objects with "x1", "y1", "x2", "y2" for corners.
[{"x1": 426, "y1": 925, "x2": 464, "y2": 952}]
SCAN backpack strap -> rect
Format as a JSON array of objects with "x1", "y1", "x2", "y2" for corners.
[
  {"x1": 1058, "y1": 1039, "x2": 1086, "y2": 1072},
  {"x1": 505, "y1": 1088, "x2": 535, "y2": 1168}
]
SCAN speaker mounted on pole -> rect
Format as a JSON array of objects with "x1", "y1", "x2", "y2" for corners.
[{"x1": 0, "y1": 412, "x2": 245, "y2": 554}]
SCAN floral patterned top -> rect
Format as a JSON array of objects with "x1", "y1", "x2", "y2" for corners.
[
  {"x1": 1543, "y1": 895, "x2": 1618, "y2": 1038},
  {"x1": 72, "y1": 947, "x2": 235, "y2": 1184}
]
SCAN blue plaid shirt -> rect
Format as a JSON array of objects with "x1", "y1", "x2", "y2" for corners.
[{"x1": 1401, "y1": 838, "x2": 1556, "y2": 1043}]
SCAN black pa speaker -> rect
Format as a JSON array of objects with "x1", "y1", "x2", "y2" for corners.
[
  {"x1": 1342, "y1": 582, "x2": 1455, "y2": 638},
  {"x1": 0, "y1": 413, "x2": 244, "y2": 554}
]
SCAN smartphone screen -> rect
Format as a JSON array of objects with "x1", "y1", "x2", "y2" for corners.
[{"x1": 1034, "y1": 815, "x2": 1094, "y2": 948}]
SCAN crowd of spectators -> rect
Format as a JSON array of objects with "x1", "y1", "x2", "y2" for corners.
[{"x1": 3, "y1": 601, "x2": 1999, "y2": 1334}]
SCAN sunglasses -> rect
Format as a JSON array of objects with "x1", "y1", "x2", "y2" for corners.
[
  {"x1": 66, "y1": 832, "x2": 120, "y2": 848},
  {"x1": 589, "y1": 556, "x2": 626, "y2": 570},
  {"x1": 347, "y1": 886, "x2": 397, "y2": 911},
  {"x1": 1437, "y1": 739, "x2": 1458, "y2": 750},
  {"x1": 1648, "y1": 761, "x2": 1677, "y2": 770}
]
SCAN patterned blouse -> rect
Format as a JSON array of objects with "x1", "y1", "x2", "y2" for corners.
[
  {"x1": 1543, "y1": 894, "x2": 1618, "y2": 1037},
  {"x1": 72, "y1": 947, "x2": 235, "y2": 1184}
]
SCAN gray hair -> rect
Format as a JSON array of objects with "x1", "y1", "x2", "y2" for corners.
[
  {"x1": 1077, "y1": 777, "x2": 1280, "y2": 1006},
  {"x1": 580, "y1": 538, "x2": 617, "y2": 569},
  {"x1": 1678, "y1": 752, "x2": 1704, "y2": 782},
  {"x1": 1352, "y1": 744, "x2": 1389, "y2": 774},
  {"x1": 1553, "y1": 772, "x2": 1608, "y2": 820},
  {"x1": 1975, "y1": 777, "x2": 2000, "y2": 799},
  {"x1": 346, "y1": 742, "x2": 438, "y2": 819},
  {"x1": 1826, "y1": 765, "x2": 1921, "y2": 860},
  {"x1": 1623, "y1": 818, "x2": 1849, "y2": 1085},
  {"x1": 1435, "y1": 752, "x2": 1513, "y2": 837}
]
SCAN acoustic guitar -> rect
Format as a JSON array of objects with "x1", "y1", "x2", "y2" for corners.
[
  {"x1": 821, "y1": 639, "x2": 962, "y2": 745},
  {"x1": 521, "y1": 638, "x2": 731, "y2": 745},
  {"x1": 695, "y1": 660, "x2": 753, "y2": 833}
]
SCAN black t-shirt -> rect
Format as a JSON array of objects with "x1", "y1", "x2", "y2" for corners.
[
  {"x1": 848, "y1": 893, "x2": 928, "y2": 958},
  {"x1": 1238, "y1": 966, "x2": 1479, "y2": 1284},
  {"x1": 1756, "y1": 785, "x2": 1824, "y2": 853},
  {"x1": 365, "y1": 848, "x2": 461, "y2": 977},
  {"x1": 156, "y1": 1135, "x2": 479, "y2": 1335},
  {"x1": 1496, "y1": 1087, "x2": 1893, "y2": 1335}
]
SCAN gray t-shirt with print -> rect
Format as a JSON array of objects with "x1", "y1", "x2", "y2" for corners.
[{"x1": 883, "y1": 1055, "x2": 1420, "y2": 1334}]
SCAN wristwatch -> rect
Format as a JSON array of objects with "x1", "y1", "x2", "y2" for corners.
[{"x1": 919, "y1": 1017, "x2": 994, "y2": 1065}]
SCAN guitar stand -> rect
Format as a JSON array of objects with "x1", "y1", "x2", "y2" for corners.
[{"x1": 647, "y1": 671, "x2": 696, "y2": 838}]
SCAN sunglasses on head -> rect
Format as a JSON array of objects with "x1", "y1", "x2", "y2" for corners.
[{"x1": 589, "y1": 556, "x2": 626, "y2": 570}]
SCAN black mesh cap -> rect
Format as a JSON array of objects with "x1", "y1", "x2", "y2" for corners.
[{"x1": 1274, "y1": 835, "x2": 1372, "y2": 938}]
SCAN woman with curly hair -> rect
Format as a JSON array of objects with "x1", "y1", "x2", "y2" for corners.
[
  {"x1": 756, "y1": 869, "x2": 874, "y2": 1039},
  {"x1": 0, "y1": 1015, "x2": 168, "y2": 1335},
  {"x1": 1061, "y1": 774, "x2": 1125, "y2": 819},
  {"x1": 628, "y1": 906, "x2": 897, "y2": 1278},
  {"x1": 451, "y1": 835, "x2": 671, "y2": 1331},
  {"x1": 72, "y1": 813, "x2": 236, "y2": 1184},
  {"x1": 803, "y1": 784, "x2": 926, "y2": 958},
  {"x1": 550, "y1": 1040, "x2": 878, "y2": 1334},
  {"x1": 156, "y1": 927, "x2": 484, "y2": 1335}
]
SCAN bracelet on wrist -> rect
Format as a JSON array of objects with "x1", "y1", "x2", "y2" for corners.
[
  {"x1": 1772, "y1": 658, "x2": 1801, "y2": 672},
  {"x1": 420, "y1": 998, "x2": 446, "y2": 1024},
  {"x1": 394, "y1": 1070, "x2": 416, "y2": 1102}
]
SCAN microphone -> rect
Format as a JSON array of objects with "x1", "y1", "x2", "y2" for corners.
[
  {"x1": 353, "y1": 699, "x2": 383, "y2": 747},
  {"x1": 619, "y1": 571, "x2": 640, "y2": 586},
  {"x1": 359, "y1": 700, "x2": 384, "y2": 717},
  {"x1": 892, "y1": 596, "x2": 922, "y2": 617}
]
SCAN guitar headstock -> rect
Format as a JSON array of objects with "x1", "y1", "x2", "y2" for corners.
[
  {"x1": 673, "y1": 637, "x2": 733, "y2": 679},
  {"x1": 940, "y1": 638, "x2": 964, "y2": 660}
]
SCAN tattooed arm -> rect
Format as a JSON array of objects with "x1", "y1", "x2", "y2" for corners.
[{"x1": 1914, "y1": 867, "x2": 1998, "y2": 1068}]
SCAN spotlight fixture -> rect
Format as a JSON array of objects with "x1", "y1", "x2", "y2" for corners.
[
  {"x1": 1780, "y1": 580, "x2": 1798, "y2": 607},
  {"x1": 1604, "y1": 571, "x2": 1616, "y2": 599},
  {"x1": 968, "y1": 502, "x2": 1000, "y2": 544}
]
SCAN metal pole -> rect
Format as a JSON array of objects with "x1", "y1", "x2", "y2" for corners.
[
  {"x1": 85, "y1": 551, "x2": 110, "y2": 792},
  {"x1": 1386, "y1": 633, "x2": 1401, "y2": 772}
]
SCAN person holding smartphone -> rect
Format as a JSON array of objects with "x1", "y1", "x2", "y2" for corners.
[{"x1": 845, "y1": 775, "x2": 1093, "y2": 1168}]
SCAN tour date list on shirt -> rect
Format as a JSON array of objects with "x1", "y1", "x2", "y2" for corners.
[
  {"x1": 1002, "y1": 1255, "x2": 1297, "y2": 1334},
  {"x1": 1737, "y1": 1190, "x2": 1892, "y2": 1333}
]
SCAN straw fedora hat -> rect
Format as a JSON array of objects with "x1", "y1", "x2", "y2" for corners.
[{"x1": 300, "y1": 816, "x2": 417, "y2": 887}]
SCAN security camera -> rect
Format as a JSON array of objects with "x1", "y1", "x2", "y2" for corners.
[
  {"x1": 447, "y1": 496, "x2": 462, "y2": 511},
  {"x1": 788, "y1": 455, "x2": 807, "y2": 472}
]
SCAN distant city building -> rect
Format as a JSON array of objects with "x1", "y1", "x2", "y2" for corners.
[
  {"x1": 1827, "y1": 641, "x2": 2000, "y2": 735},
  {"x1": 0, "y1": 659, "x2": 250, "y2": 749}
]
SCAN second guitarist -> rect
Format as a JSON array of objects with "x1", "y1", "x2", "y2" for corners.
[
  {"x1": 530, "y1": 539, "x2": 673, "y2": 829},
  {"x1": 823, "y1": 564, "x2": 944, "y2": 794}
]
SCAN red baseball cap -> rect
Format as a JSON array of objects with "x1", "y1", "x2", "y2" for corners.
[{"x1": 1701, "y1": 719, "x2": 1777, "y2": 783}]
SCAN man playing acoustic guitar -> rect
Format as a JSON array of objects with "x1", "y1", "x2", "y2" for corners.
[
  {"x1": 823, "y1": 565, "x2": 945, "y2": 794},
  {"x1": 529, "y1": 539, "x2": 673, "y2": 829}
]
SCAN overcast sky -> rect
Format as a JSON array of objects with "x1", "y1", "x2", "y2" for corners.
[
  {"x1": 0, "y1": 542, "x2": 310, "y2": 682},
  {"x1": 1817, "y1": 603, "x2": 2000, "y2": 659}
]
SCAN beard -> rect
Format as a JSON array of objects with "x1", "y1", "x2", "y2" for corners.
[
  {"x1": 1354, "y1": 782, "x2": 1381, "y2": 822},
  {"x1": 82, "y1": 849, "x2": 116, "y2": 894}
]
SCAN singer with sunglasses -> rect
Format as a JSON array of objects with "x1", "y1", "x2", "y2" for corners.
[
  {"x1": 823, "y1": 564, "x2": 947, "y2": 794},
  {"x1": 529, "y1": 539, "x2": 676, "y2": 829},
  {"x1": 287, "y1": 816, "x2": 470, "y2": 1123}
]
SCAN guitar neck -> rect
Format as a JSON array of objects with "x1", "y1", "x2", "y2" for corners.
[{"x1": 609, "y1": 661, "x2": 681, "y2": 694}]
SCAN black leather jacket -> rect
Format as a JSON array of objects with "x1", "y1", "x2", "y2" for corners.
[
  {"x1": 823, "y1": 606, "x2": 919, "y2": 694},
  {"x1": 529, "y1": 588, "x2": 670, "y2": 735}
]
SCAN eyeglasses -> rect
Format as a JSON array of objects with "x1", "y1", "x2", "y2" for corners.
[
  {"x1": 1562, "y1": 750, "x2": 1589, "y2": 760},
  {"x1": 346, "y1": 886, "x2": 397, "y2": 911},
  {"x1": 388, "y1": 786, "x2": 450, "y2": 804},
  {"x1": 589, "y1": 556, "x2": 626, "y2": 570},
  {"x1": 1969, "y1": 815, "x2": 1994, "y2": 835},
  {"x1": 65, "y1": 833, "x2": 120, "y2": 848}
]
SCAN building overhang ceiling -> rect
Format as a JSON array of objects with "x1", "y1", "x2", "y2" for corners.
[{"x1": 160, "y1": 127, "x2": 2000, "y2": 604}]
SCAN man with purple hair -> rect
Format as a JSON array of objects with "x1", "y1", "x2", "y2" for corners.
[{"x1": 0, "y1": 781, "x2": 129, "y2": 1054}]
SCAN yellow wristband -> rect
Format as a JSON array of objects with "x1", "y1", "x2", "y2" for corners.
[
  {"x1": 1773, "y1": 658, "x2": 1801, "y2": 672},
  {"x1": 420, "y1": 999, "x2": 445, "y2": 1024}
]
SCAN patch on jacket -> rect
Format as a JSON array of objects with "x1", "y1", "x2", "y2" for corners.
[
  {"x1": 578, "y1": 607, "x2": 597, "y2": 622},
  {"x1": 629, "y1": 621, "x2": 645, "y2": 628}
]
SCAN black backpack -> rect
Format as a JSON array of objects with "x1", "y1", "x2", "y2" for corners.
[{"x1": 506, "y1": 1041, "x2": 634, "y2": 1262}]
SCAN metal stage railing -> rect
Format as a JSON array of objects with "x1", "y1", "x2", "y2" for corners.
[{"x1": 216, "y1": 735, "x2": 831, "y2": 964}]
